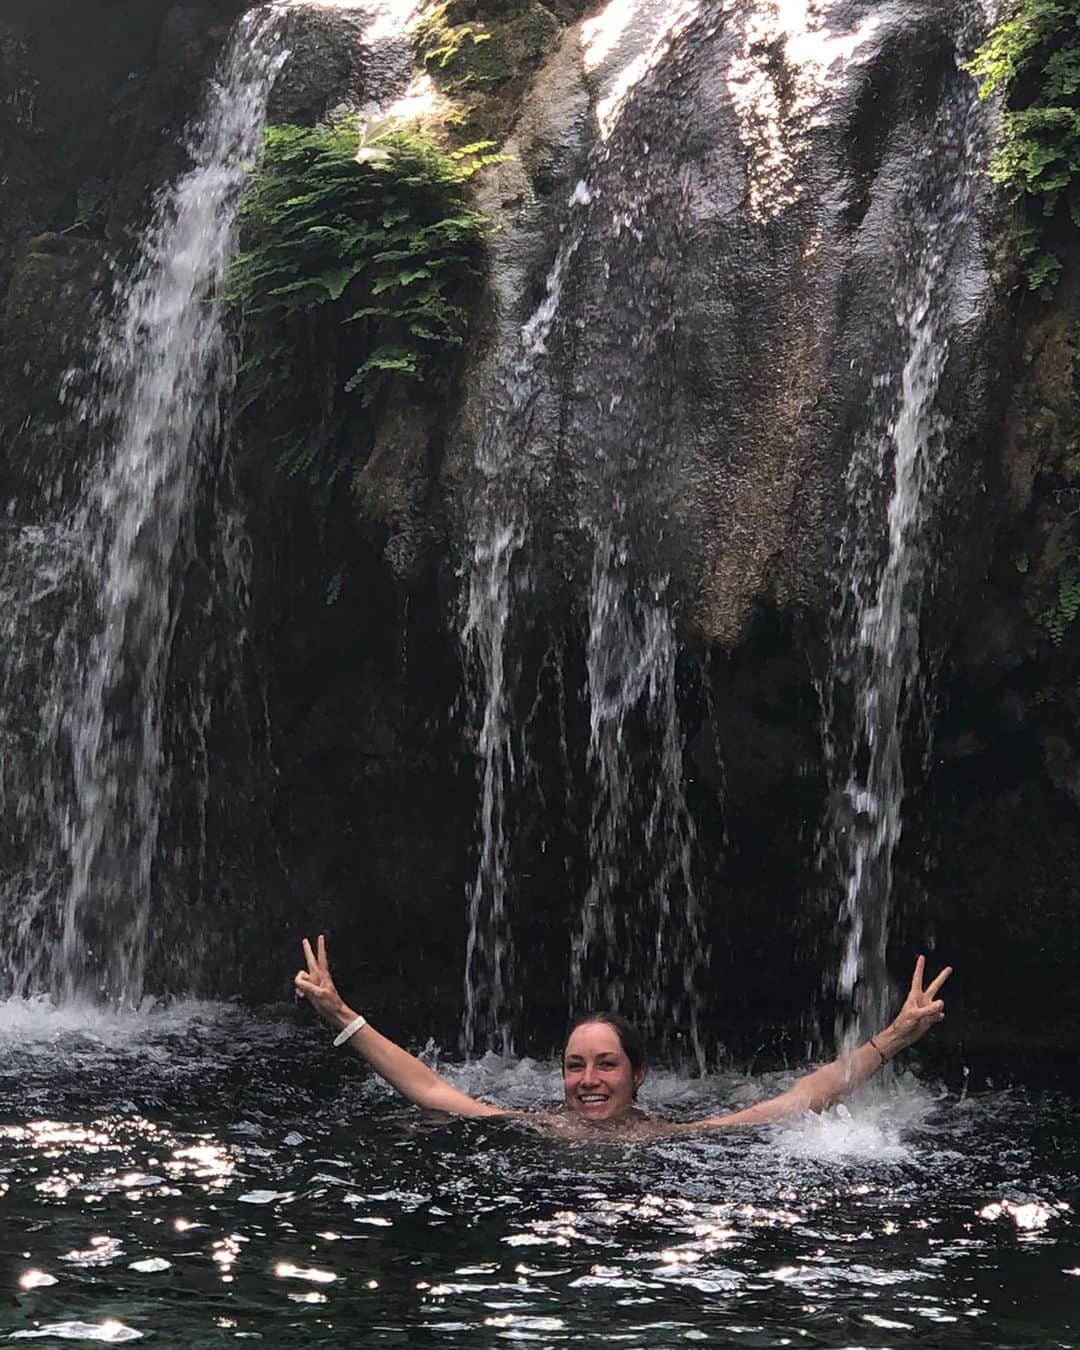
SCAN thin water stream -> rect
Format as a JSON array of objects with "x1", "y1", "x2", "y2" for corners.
[
  {"x1": 0, "y1": 1004, "x2": 1076, "y2": 1347},
  {"x1": 820, "y1": 5, "x2": 989, "y2": 1043},
  {"x1": 460, "y1": 198, "x2": 592, "y2": 1056}
]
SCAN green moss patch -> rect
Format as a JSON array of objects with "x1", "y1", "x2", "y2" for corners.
[{"x1": 414, "y1": 1, "x2": 566, "y2": 143}]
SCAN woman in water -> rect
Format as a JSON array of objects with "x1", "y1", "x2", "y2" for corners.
[{"x1": 295, "y1": 936, "x2": 951, "y2": 1137}]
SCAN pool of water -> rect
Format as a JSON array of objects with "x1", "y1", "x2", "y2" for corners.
[{"x1": 0, "y1": 1001, "x2": 1077, "y2": 1347}]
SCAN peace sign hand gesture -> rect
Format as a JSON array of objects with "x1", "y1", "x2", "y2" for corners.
[
  {"x1": 886, "y1": 955, "x2": 952, "y2": 1053},
  {"x1": 294, "y1": 934, "x2": 347, "y2": 1026}
]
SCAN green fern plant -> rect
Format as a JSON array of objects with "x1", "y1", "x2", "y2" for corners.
[
  {"x1": 967, "y1": 0, "x2": 1080, "y2": 296},
  {"x1": 230, "y1": 122, "x2": 496, "y2": 481},
  {"x1": 1042, "y1": 548, "x2": 1080, "y2": 644}
]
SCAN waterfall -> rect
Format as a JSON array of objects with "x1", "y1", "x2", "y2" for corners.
[
  {"x1": 461, "y1": 192, "x2": 591, "y2": 1056},
  {"x1": 460, "y1": 0, "x2": 709, "y2": 1059},
  {"x1": 571, "y1": 530, "x2": 705, "y2": 1069},
  {"x1": 0, "y1": 7, "x2": 289, "y2": 1006},
  {"x1": 821, "y1": 10, "x2": 988, "y2": 1043}
]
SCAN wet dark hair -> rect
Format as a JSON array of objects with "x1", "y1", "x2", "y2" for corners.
[{"x1": 564, "y1": 1011, "x2": 647, "y2": 1076}]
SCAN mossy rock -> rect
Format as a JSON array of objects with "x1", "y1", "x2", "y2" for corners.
[
  {"x1": 418, "y1": 19, "x2": 512, "y2": 90},
  {"x1": 415, "y1": 1, "x2": 566, "y2": 143},
  {"x1": 417, "y1": 1, "x2": 560, "y2": 88}
]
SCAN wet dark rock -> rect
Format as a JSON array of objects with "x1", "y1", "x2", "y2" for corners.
[
  {"x1": 942, "y1": 257, "x2": 1080, "y2": 795},
  {"x1": 0, "y1": 0, "x2": 247, "y2": 260},
  {"x1": 354, "y1": 398, "x2": 443, "y2": 585},
  {"x1": 444, "y1": 1, "x2": 1000, "y2": 648},
  {"x1": 267, "y1": 6, "x2": 370, "y2": 125},
  {"x1": 0, "y1": 234, "x2": 104, "y2": 498}
]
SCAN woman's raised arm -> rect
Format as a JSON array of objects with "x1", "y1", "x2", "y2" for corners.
[
  {"x1": 294, "y1": 935, "x2": 508, "y2": 1119},
  {"x1": 690, "y1": 955, "x2": 953, "y2": 1130}
]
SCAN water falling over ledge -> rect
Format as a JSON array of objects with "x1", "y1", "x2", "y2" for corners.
[
  {"x1": 458, "y1": 0, "x2": 713, "y2": 1060},
  {"x1": 0, "y1": 6, "x2": 291, "y2": 1007},
  {"x1": 819, "y1": 5, "x2": 990, "y2": 1045},
  {"x1": 0, "y1": 0, "x2": 1010, "y2": 1052}
]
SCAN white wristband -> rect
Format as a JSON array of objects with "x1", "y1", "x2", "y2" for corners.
[{"x1": 332, "y1": 1014, "x2": 367, "y2": 1047}]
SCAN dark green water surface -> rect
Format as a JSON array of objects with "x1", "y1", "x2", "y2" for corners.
[{"x1": 0, "y1": 1003, "x2": 1077, "y2": 1347}]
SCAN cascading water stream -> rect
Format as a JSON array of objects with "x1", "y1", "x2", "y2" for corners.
[
  {"x1": 460, "y1": 198, "x2": 592, "y2": 1056},
  {"x1": 461, "y1": 0, "x2": 709, "y2": 1059},
  {"x1": 0, "y1": 6, "x2": 290, "y2": 1005},
  {"x1": 572, "y1": 529, "x2": 705, "y2": 1069},
  {"x1": 822, "y1": 12, "x2": 988, "y2": 1044},
  {"x1": 564, "y1": 2, "x2": 711, "y2": 1065}
]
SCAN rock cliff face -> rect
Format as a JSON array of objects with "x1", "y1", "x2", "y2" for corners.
[
  {"x1": 435, "y1": 0, "x2": 1033, "y2": 1054},
  {"x1": 0, "y1": 1, "x2": 235, "y2": 268},
  {"x1": 0, "y1": 0, "x2": 1077, "y2": 1065},
  {"x1": 442, "y1": 0, "x2": 1001, "y2": 645},
  {"x1": 919, "y1": 262, "x2": 1080, "y2": 1059}
]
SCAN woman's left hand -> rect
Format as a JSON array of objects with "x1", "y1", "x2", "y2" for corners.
[{"x1": 885, "y1": 955, "x2": 952, "y2": 1052}]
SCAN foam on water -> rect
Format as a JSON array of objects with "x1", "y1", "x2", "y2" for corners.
[
  {"x1": 430, "y1": 1048, "x2": 938, "y2": 1162},
  {"x1": 0, "y1": 995, "x2": 255, "y2": 1049},
  {"x1": 769, "y1": 1072, "x2": 936, "y2": 1164}
]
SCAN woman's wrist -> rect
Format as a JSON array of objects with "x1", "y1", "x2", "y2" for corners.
[
  {"x1": 331, "y1": 1001, "x2": 359, "y2": 1029},
  {"x1": 872, "y1": 1025, "x2": 905, "y2": 1060},
  {"x1": 315, "y1": 997, "x2": 354, "y2": 1030}
]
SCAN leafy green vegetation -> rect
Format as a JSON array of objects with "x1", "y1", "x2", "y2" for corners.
[
  {"x1": 230, "y1": 122, "x2": 494, "y2": 482},
  {"x1": 968, "y1": 0, "x2": 1080, "y2": 296},
  {"x1": 1041, "y1": 547, "x2": 1080, "y2": 644}
]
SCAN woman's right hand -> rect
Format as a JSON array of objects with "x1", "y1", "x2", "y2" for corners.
[{"x1": 294, "y1": 934, "x2": 348, "y2": 1026}]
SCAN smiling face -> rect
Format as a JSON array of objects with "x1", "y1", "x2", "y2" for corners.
[{"x1": 562, "y1": 1020, "x2": 646, "y2": 1122}]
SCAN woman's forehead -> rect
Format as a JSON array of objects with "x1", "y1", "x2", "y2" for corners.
[{"x1": 564, "y1": 1021, "x2": 624, "y2": 1058}]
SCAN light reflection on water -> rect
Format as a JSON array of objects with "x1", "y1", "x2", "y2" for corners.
[{"x1": 0, "y1": 1001, "x2": 1077, "y2": 1346}]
